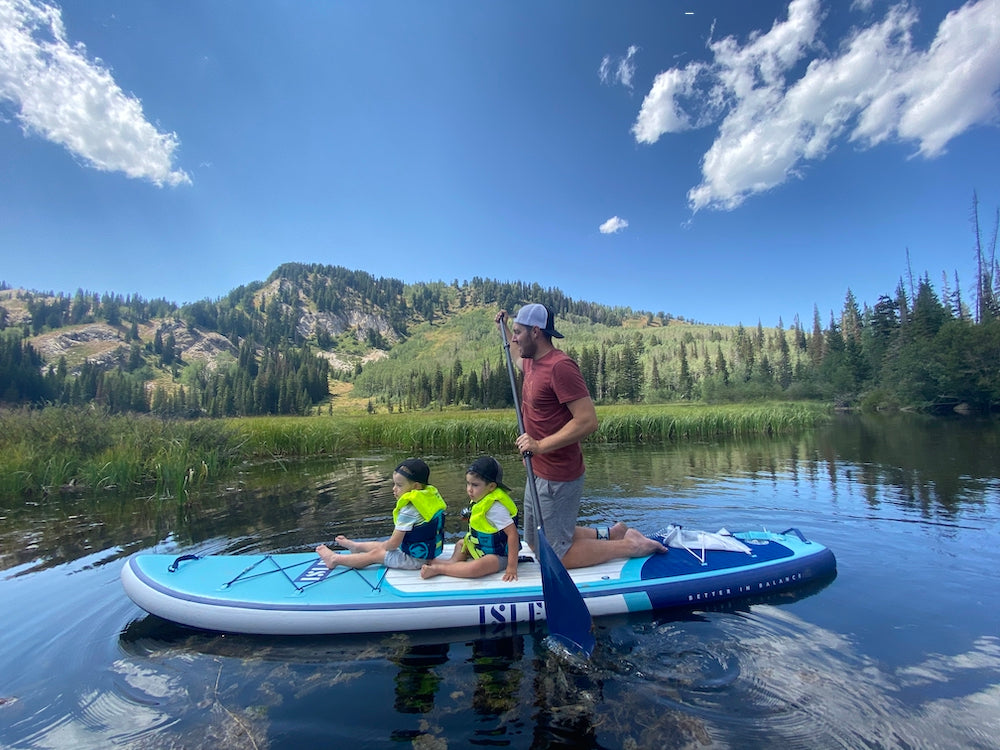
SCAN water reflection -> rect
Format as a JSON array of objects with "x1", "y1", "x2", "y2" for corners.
[
  {"x1": 3, "y1": 413, "x2": 1000, "y2": 748},
  {"x1": 630, "y1": 607, "x2": 1000, "y2": 749},
  {"x1": 112, "y1": 582, "x2": 841, "y2": 748},
  {"x1": 391, "y1": 643, "x2": 449, "y2": 716},
  {"x1": 816, "y1": 414, "x2": 1000, "y2": 514},
  {"x1": 102, "y1": 604, "x2": 1000, "y2": 749},
  {"x1": 3, "y1": 414, "x2": 996, "y2": 576},
  {"x1": 471, "y1": 635, "x2": 523, "y2": 715}
]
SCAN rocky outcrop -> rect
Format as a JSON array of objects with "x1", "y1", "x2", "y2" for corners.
[
  {"x1": 29, "y1": 320, "x2": 238, "y2": 373},
  {"x1": 297, "y1": 310, "x2": 399, "y2": 344},
  {"x1": 31, "y1": 324, "x2": 125, "y2": 369},
  {"x1": 155, "y1": 320, "x2": 237, "y2": 366}
]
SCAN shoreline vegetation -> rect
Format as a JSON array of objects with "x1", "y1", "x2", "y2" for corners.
[{"x1": 0, "y1": 402, "x2": 831, "y2": 498}]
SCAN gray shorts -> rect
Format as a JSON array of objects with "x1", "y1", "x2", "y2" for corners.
[
  {"x1": 523, "y1": 473, "x2": 585, "y2": 559},
  {"x1": 483, "y1": 554, "x2": 505, "y2": 573},
  {"x1": 383, "y1": 549, "x2": 428, "y2": 570}
]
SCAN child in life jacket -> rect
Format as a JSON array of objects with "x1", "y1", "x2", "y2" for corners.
[
  {"x1": 420, "y1": 456, "x2": 519, "y2": 581},
  {"x1": 316, "y1": 458, "x2": 446, "y2": 570}
]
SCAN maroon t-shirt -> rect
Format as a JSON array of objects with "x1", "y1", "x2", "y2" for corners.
[{"x1": 521, "y1": 349, "x2": 591, "y2": 482}]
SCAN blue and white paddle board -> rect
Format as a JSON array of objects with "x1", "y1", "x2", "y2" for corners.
[{"x1": 121, "y1": 528, "x2": 836, "y2": 636}]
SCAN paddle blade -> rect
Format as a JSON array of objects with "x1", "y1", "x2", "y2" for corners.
[{"x1": 536, "y1": 527, "x2": 596, "y2": 658}]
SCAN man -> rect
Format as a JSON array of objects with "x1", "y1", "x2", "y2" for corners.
[{"x1": 497, "y1": 303, "x2": 665, "y2": 568}]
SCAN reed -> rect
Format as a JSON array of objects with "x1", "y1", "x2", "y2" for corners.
[
  {"x1": 230, "y1": 411, "x2": 519, "y2": 456},
  {"x1": 593, "y1": 403, "x2": 830, "y2": 443},
  {"x1": 0, "y1": 402, "x2": 830, "y2": 497},
  {"x1": 232, "y1": 416, "x2": 352, "y2": 457},
  {"x1": 228, "y1": 403, "x2": 829, "y2": 458},
  {"x1": 0, "y1": 407, "x2": 242, "y2": 497}
]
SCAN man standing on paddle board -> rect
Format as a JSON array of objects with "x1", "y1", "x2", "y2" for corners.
[{"x1": 497, "y1": 304, "x2": 665, "y2": 568}]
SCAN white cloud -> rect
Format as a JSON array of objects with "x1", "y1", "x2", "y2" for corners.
[
  {"x1": 633, "y1": 0, "x2": 1000, "y2": 212},
  {"x1": 632, "y1": 65, "x2": 704, "y2": 140},
  {"x1": 600, "y1": 44, "x2": 640, "y2": 89},
  {"x1": 599, "y1": 215, "x2": 629, "y2": 234},
  {"x1": 853, "y1": 0, "x2": 1000, "y2": 157},
  {"x1": 0, "y1": 0, "x2": 190, "y2": 186}
]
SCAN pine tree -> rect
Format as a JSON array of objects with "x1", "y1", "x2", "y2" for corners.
[
  {"x1": 714, "y1": 346, "x2": 730, "y2": 386},
  {"x1": 807, "y1": 306, "x2": 825, "y2": 367},
  {"x1": 650, "y1": 356, "x2": 662, "y2": 391},
  {"x1": 841, "y1": 290, "x2": 862, "y2": 345},
  {"x1": 775, "y1": 322, "x2": 792, "y2": 389},
  {"x1": 619, "y1": 339, "x2": 643, "y2": 403},
  {"x1": 678, "y1": 342, "x2": 693, "y2": 400}
]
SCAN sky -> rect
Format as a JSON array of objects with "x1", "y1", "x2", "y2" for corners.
[{"x1": 2, "y1": 0, "x2": 999, "y2": 327}]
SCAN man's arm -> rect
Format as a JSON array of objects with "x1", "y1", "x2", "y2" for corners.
[{"x1": 516, "y1": 395, "x2": 598, "y2": 456}]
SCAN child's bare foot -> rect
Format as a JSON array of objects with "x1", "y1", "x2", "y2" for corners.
[
  {"x1": 335, "y1": 535, "x2": 360, "y2": 551},
  {"x1": 316, "y1": 544, "x2": 340, "y2": 569},
  {"x1": 625, "y1": 528, "x2": 667, "y2": 556},
  {"x1": 420, "y1": 563, "x2": 441, "y2": 579}
]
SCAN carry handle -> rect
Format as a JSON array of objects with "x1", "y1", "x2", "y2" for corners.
[{"x1": 167, "y1": 554, "x2": 200, "y2": 572}]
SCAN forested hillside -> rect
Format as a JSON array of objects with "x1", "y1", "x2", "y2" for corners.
[{"x1": 2, "y1": 256, "x2": 999, "y2": 416}]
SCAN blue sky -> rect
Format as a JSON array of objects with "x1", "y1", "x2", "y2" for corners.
[{"x1": 2, "y1": 0, "x2": 999, "y2": 327}]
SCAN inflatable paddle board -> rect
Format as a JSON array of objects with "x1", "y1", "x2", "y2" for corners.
[{"x1": 121, "y1": 527, "x2": 836, "y2": 636}]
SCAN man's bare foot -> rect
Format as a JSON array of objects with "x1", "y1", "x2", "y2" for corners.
[
  {"x1": 316, "y1": 544, "x2": 340, "y2": 569},
  {"x1": 420, "y1": 563, "x2": 441, "y2": 579},
  {"x1": 625, "y1": 528, "x2": 668, "y2": 556}
]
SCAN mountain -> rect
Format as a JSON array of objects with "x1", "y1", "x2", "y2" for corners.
[
  {"x1": 7, "y1": 262, "x2": 995, "y2": 414},
  {"x1": 2, "y1": 263, "x2": 698, "y2": 414}
]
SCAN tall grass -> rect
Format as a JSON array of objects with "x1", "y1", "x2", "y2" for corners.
[
  {"x1": 230, "y1": 411, "x2": 519, "y2": 456},
  {"x1": 230, "y1": 403, "x2": 830, "y2": 456},
  {"x1": 0, "y1": 407, "x2": 242, "y2": 498},
  {"x1": 594, "y1": 403, "x2": 830, "y2": 443},
  {"x1": 1, "y1": 402, "x2": 830, "y2": 497}
]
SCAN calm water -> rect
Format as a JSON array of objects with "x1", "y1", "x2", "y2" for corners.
[{"x1": 1, "y1": 413, "x2": 998, "y2": 749}]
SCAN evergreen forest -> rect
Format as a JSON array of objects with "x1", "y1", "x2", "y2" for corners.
[{"x1": 2, "y1": 213, "x2": 999, "y2": 417}]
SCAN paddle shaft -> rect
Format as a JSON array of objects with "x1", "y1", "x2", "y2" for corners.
[
  {"x1": 498, "y1": 319, "x2": 595, "y2": 657},
  {"x1": 498, "y1": 321, "x2": 542, "y2": 518}
]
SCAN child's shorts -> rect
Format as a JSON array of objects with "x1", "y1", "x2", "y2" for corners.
[{"x1": 383, "y1": 549, "x2": 428, "y2": 570}]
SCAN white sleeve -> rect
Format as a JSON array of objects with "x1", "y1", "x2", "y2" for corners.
[
  {"x1": 394, "y1": 503, "x2": 422, "y2": 532},
  {"x1": 485, "y1": 503, "x2": 514, "y2": 531}
]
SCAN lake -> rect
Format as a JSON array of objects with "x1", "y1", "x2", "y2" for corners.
[{"x1": 1, "y1": 413, "x2": 998, "y2": 749}]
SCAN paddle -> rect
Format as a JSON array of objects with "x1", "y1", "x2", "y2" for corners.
[{"x1": 498, "y1": 319, "x2": 596, "y2": 659}]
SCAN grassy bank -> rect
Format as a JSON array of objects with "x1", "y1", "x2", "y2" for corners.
[
  {"x1": 0, "y1": 402, "x2": 831, "y2": 497},
  {"x1": 235, "y1": 402, "x2": 831, "y2": 456},
  {"x1": 0, "y1": 406, "x2": 243, "y2": 499}
]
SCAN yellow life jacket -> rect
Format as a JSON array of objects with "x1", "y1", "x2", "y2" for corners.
[
  {"x1": 463, "y1": 488, "x2": 518, "y2": 559},
  {"x1": 393, "y1": 485, "x2": 447, "y2": 559}
]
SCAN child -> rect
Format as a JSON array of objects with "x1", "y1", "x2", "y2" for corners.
[
  {"x1": 420, "y1": 456, "x2": 519, "y2": 581},
  {"x1": 316, "y1": 458, "x2": 446, "y2": 570}
]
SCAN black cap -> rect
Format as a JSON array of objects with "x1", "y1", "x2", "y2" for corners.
[
  {"x1": 467, "y1": 456, "x2": 510, "y2": 491},
  {"x1": 395, "y1": 458, "x2": 430, "y2": 485}
]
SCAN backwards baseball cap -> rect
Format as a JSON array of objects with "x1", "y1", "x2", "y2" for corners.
[
  {"x1": 513, "y1": 303, "x2": 563, "y2": 338},
  {"x1": 466, "y1": 456, "x2": 510, "y2": 491},
  {"x1": 395, "y1": 458, "x2": 430, "y2": 485}
]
